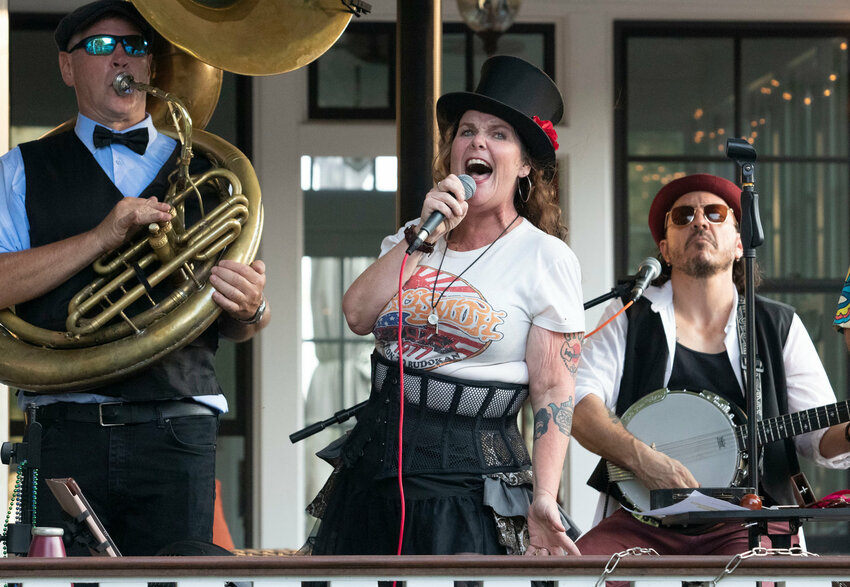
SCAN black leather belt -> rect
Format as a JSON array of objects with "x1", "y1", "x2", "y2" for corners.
[{"x1": 36, "y1": 400, "x2": 217, "y2": 427}]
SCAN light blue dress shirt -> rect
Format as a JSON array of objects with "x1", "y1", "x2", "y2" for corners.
[{"x1": 1, "y1": 113, "x2": 227, "y2": 412}]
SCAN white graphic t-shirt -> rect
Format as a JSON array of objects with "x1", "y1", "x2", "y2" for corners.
[{"x1": 373, "y1": 218, "x2": 585, "y2": 384}]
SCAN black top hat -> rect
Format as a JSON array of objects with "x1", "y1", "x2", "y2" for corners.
[
  {"x1": 55, "y1": 0, "x2": 153, "y2": 52},
  {"x1": 436, "y1": 55, "x2": 564, "y2": 164}
]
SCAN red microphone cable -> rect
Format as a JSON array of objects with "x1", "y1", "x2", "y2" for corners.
[
  {"x1": 585, "y1": 300, "x2": 633, "y2": 338},
  {"x1": 394, "y1": 252, "x2": 409, "y2": 556}
]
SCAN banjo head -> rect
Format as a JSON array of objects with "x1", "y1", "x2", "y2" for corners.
[{"x1": 615, "y1": 389, "x2": 741, "y2": 512}]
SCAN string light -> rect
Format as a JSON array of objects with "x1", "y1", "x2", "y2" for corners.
[{"x1": 782, "y1": 92, "x2": 792, "y2": 101}]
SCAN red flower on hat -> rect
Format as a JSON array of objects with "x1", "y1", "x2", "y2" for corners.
[{"x1": 533, "y1": 116, "x2": 559, "y2": 151}]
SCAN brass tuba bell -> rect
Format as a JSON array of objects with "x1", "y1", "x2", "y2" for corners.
[{"x1": 0, "y1": 0, "x2": 357, "y2": 392}]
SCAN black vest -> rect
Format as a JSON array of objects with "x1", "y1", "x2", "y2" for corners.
[
  {"x1": 587, "y1": 291, "x2": 800, "y2": 506},
  {"x1": 16, "y1": 130, "x2": 221, "y2": 401}
]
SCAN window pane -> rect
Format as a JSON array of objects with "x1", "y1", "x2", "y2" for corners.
[
  {"x1": 757, "y1": 162, "x2": 849, "y2": 280},
  {"x1": 343, "y1": 257, "x2": 378, "y2": 340},
  {"x1": 10, "y1": 29, "x2": 77, "y2": 137},
  {"x1": 626, "y1": 161, "x2": 738, "y2": 272},
  {"x1": 345, "y1": 342, "x2": 374, "y2": 407},
  {"x1": 474, "y1": 32, "x2": 545, "y2": 71},
  {"x1": 314, "y1": 28, "x2": 392, "y2": 110},
  {"x1": 628, "y1": 38, "x2": 734, "y2": 156},
  {"x1": 306, "y1": 257, "x2": 343, "y2": 340},
  {"x1": 742, "y1": 38, "x2": 848, "y2": 157},
  {"x1": 311, "y1": 156, "x2": 375, "y2": 191},
  {"x1": 442, "y1": 32, "x2": 469, "y2": 94},
  {"x1": 375, "y1": 156, "x2": 398, "y2": 192}
]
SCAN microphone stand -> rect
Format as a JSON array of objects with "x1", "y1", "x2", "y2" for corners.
[
  {"x1": 583, "y1": 281, "x2": 633, "y2": 310},
  {"x1": 726, "y1": 137, "x2": 764, "y2": 548},
  {"x1": 289, "y1": 400, "x2": 368, "y2": 444}
]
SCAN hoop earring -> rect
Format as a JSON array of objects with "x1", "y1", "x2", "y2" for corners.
[{"x1": 517, "y1": 175, "x2": 532, "y2": 203}]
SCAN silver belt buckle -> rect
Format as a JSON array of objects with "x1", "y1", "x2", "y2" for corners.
[{"x1": 98, "y1": 402, "x2": 125, "y2": 427}]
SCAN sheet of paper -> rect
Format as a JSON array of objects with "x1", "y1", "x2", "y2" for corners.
[{"x1": 624, "y1": 490, "x2": 749, "y2": 517}]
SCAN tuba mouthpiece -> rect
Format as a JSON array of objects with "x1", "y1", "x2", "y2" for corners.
[{"x1": 112, "y1": 73, "x2": 135, "y2": 95}]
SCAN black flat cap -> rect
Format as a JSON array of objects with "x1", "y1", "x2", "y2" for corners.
[{"x1": 55, "y1": 0, "x2": 153, "y2": 52}]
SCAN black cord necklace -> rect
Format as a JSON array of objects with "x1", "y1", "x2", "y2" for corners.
[{"x1": 427, "y1": 213, "x2": 520, "y2": 333}]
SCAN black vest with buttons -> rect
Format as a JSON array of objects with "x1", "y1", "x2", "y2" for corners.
[
  {"x1": 15, "y1": 130, "x2": 221, "y2": 400},
  {"x1": 587, "y1": 291, "x2": 800, "y2": 506}
]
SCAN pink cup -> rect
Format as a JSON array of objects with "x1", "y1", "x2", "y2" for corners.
[{"x1": 28, "y1": 527, "x2": 66, "y2": 557}]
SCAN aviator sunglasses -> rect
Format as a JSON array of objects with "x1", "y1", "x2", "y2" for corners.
[
  {"x1": 666, "y1": 203, "x2": 735, "y2": 227},
  {"x1": 68, "y1": 34, "x2": 150, "y2": 57}
]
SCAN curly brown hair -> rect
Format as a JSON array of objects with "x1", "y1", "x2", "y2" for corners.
[{"x1": 433, "y1": 122, "x2": 567, "y2": 239}]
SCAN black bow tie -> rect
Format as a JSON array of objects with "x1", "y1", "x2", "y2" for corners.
[{"x1": 92, "y1": 125, "x2": 148, "y2": 155}]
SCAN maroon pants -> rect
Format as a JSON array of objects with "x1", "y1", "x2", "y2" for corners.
[
  {"x1": 577, "y1": 508, "x2": 798, "y2": 586},
  {"x1": 578, "y1": 508, "x2": 798, "y2": 555}
]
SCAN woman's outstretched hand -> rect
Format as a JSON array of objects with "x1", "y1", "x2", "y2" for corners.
[{"x1": 525, "y1": 493, "x2": 580, "y2": 556}]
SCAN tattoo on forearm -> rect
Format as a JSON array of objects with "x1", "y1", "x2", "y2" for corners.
[
  {"x1": 607, "y1": 408, "x2": 621, "y2": 426},
  {"x1": 534, "y1": 408, "x2": 550, "y2": 439},
  {"x1": 534, "y1": 397, "x2": 575, "y2": 440},
  {"x1": 560, "y1": 332, "x2": 584, "y2": 375}
]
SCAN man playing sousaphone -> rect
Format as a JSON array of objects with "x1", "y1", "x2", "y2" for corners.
[
  {"x1": 0, "y1": 0, "x2": 269, "y2": 555},
  {"x1": 571, "y1": 173, "x2": 850, "y2": 555}
]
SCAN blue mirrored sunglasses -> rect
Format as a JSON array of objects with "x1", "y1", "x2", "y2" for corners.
[{"x1": 68, "y1": 34, "x2": 149, "y2": 57}]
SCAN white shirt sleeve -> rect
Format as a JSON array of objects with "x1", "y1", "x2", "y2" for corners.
[
  {"x1": 784, "y1": 313, "x2": 850, "y2": 467},
  {"x1": 575, "y1": 298, "x2": 628, "y2": 409},
  {"x1": 529, "y1": 245, "x2": 585, "y2": 334}
]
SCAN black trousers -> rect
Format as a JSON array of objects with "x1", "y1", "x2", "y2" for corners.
[{"x1": 34, "y1": 411, "x2": 218, "y2": 556}]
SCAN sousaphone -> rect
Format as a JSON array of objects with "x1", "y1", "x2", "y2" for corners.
[{"x1": 0, "y1": 0, "x2": 360, "y2": 392}]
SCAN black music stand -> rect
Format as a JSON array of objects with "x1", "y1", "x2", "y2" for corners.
[{"x1": 660, "y1": 506, "x2": 850, "y2": 548}]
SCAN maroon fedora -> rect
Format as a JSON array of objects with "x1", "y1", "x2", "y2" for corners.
[{"x1": 648, "y1": 173, "x2": 742, "y2": 244}]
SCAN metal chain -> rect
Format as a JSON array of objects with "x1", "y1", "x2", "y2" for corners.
[
  {"x1": 595, "y1": 547, "x2": 660, "y2": 587},
  {"x1": 712, "y1": 546, "x2": 819, "y2": 586}
]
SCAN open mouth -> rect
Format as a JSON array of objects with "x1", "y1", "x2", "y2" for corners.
[{"x1": 465, "y1": 158, "x2": 492, "y2": 179}]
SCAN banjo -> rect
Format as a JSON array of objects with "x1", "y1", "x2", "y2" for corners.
[{"x1": 607, "y1": 388, "x2": 850, "y2": 512}]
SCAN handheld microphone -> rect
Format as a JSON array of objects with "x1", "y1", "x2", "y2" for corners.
[
  {"x1": 405, "y1": 174, "x2": 476, "y2": 255},
  {"x1": 630, "y1": 257, "x2": 662, "y2": 301}
]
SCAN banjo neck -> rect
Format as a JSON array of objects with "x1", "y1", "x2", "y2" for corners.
[{"x1": 734, "y1": 399, "x2": 850, "y2": 447}]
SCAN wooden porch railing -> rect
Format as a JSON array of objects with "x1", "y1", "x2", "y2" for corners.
[{"x1": 0, "y1": 554, "x2": 848, "y2": 587}]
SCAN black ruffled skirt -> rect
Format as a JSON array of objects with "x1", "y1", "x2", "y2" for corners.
[{"x1": 306, "y1": 449, "x2": 580, "y2": 555}]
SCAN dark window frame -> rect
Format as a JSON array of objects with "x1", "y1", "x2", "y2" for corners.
[
  {"x1": 614, "y1": 20, "x2": 850, "y2": 295},
  {"x1": 307, "y1": 21, "x2": 556, "y2": 120}
]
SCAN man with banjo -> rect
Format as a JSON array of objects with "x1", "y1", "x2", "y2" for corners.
[{"x1": 571, "y1": 173, "x2": 850, "y2": 554}]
